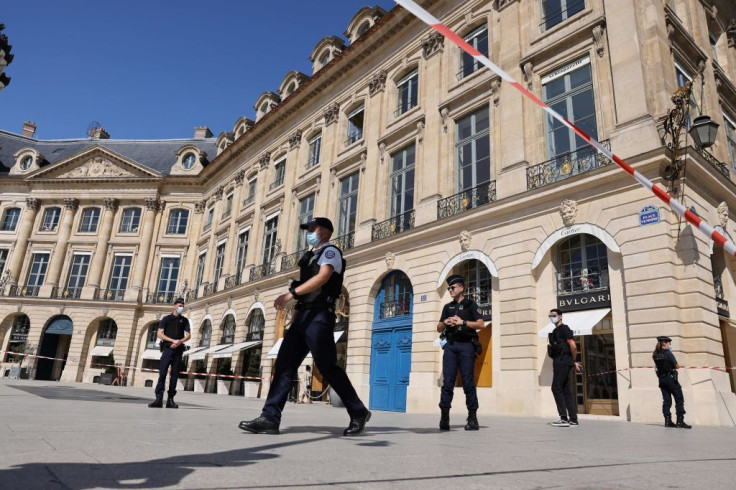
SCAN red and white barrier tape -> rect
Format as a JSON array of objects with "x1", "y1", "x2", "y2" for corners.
[
  {"x1": 586, "y1": 366, "x2": 736, "y2": 377},
  {"x1": 393, "y1": 0, "x2": 736, "y2": 256}
]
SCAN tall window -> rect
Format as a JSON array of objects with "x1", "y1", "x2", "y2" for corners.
[
  {"x1": 271, "y1": 157, "x2": 286, "y2": 189},
  {"x1": 245, "y1": 177, "x2": 257, "y2": 205},
  {"x1": 246, "y1": 309, "x2": 265, "y2": 342},
  {"x1": 204, "y1": 206, "x2": 214, "y2": 231},
  {"x1": 338, "y1": 172, "x2": 359, "y2": 236},
  {"x1": 390, "y1": 144, "x2": 416, "y2": 217},
  {"x1": 0, "y1": 249, "x2": 8, "y2": 274},
  {"x1": 459, "y1": 260, "x2": 492, "y2": 309},
  {"x1": 108, "y1": 255, "x2": 132, "y2": 296},
  {"x1": 675, "y1": 64, "x2": 699, "y2": 126},
  {"x1": 223, "y1": 193, "x2": 234, "y2": 219},
  {"x1": 195, "y1": 251, "x2": 206, "y2": 291},
  {"x1": 709, "y1": 31, "x2": 719, "y2": 65},
  {"x1": 543, "y1": 58, "x2": 598, "y2": 162},
  {"x1": 378, "y1": 271, "x2": 413, "y2": 319},
  {"x1": 221, "y1": 315, "x2": 236, "y2": 344},
  {"x1": 199, "y1": 320, "x2": 212, "y2": 347},
  {"x1": 157, "y1": 257, "x2": 180, "y2": 296},
  {"x1": 78, "y1": 207, "x2": 101, "y2": 233},
  {"x1": 66, "y1": 254, "x2": 90, "y2": 294},
  {"x1": 213, "y1": 242, "x2": 226, "y2": 286},
  {"x1": 307, "y1": 133, "x2": 322, "y2": 168},
  {"x1": 542, "y1": 0, "x2": 585, "y2": 31},
  {"x1": 396, "y1": 69, "x2": 418, "y2": 116},
  {"x1": 235, "y1": 230, "x2": 249, "y2": 281},
  {"x1": 724, "y1": 112, "x2": 736, "y2": 171},
  {"x1": 146, "y1": 323, "x2": 159, "y2": 349},
  {"x1": 296, "y1": 194, "x2": 315, "y2": 251},
  {"x1": 96, "y1": 319, "x2": 117, "y2": 346},
  {"x1": 346, "y1": 105, "x2": 365, "y2": 146},
  {"x1": 262, "y1": 216, "x2": 279, "y2": 264},
  {"x1": 40, "y1": 207, "x2": 61, "y2": 232},
  {"x1": 456, "y1": 106, "x2": 491, "y2": 192},
  {"x1": 1, "y1": 208, "x2": 21, "y2": 232},
  {"x1": 459, "y1": 24, "x2": 489, "y2": 79},
  {"x1": 557, "y1": 234, "x2": 609, "y2": 296},
  {"x1": 167, "y1": 209, "x2": 189, "y2": 234},
  {"x1": 119, "y1": 208, "x2": 141, "y2": 233},
  {"x1": 26, "y1": 252, "x2": 50, "y2": 288}
]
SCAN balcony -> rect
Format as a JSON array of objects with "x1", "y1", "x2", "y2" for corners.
[
  {"x1": 693, "y1": 145, "x2": 731, "y2": 182},
  {"x1": 394, "y1": 100, "x2": 417, "y2": 118},
  {"x1": 379, "y1": 298, "x2": 412, "y2": 319},
  {"x1": 714, "y1": 274, "x2": 730, "y2": 318},
  {"x1": 8, "y1": 285, "x2": 41, "y2": 297},
  {"x1": 249, "y1": 263, "x2": 274, "y2": 282},
  {"x1": 438, "y1": 181, "x2": 497, "y2": 220},
  {"x1": 224, "y1": 274, "x2": 239, "y2": 290},
  {"x1": 281, "y1": 249, "x2": 307, "y2": 272},
  {"x1": 94, "y1": 288, "x2": 126, "y2": 301},
  {"x1": 146, "y1": 291, "x2": 177, "y2": 305},
  {"x1": 331, "y1": 231, "x2": 355, "y2": 251},
  {"x1": 50, "y1": 286, "x2": 83, "y2": 300},
  {"x1": 527, "y1": 140, "x2": 611, "y2": 190},
  {"x1": 371, "y1": 210, "x2": 415, "y2": 242}
]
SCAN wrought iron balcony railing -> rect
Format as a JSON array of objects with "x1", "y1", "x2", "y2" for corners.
[
  {"x1": 8, "y1": 285, "x2": 41, "y2": 297},
  {"x1": 224, "y1": 275, "x2": 238, "y2": 290},
  {"x1": 50, "y1": 286, "x2": 83, "y2": 300},
  {"x1": 556, "y1": 269, "x2": 610, "y2": 297},
  {"x1": 146, "y1": 291, "x2": 177, "y2": 304},
  {"x1": 394, "y1": 99, "x2": 417, "y2": 117},
  {"x1": 331, "y1": 231, "x2": 355, "y2": 251},
  {"x1": 306, "y1": 154, "x2": 319, "y2": 169},
  {"x1": 372, "y1": 210, "x2": 415, "y2": 242},
  {"x1": 379, "y1": 299, "x2": 412, "y2": 319},
  {"x1": 249, "y1": 263, "x2": 274, "y2": 282},
  {"x1": 94, "y1": 288, "x2": 126, "y2": 301},
  {"x1": 438, "y1": 181, "x2": 497, "y2": 220},
  {"x1": 693, "y1": 145, "x2": 731, "y2": 182},
  {"x1": 714, "y1": 274, "x2": 730, "y2": 318},
  {"x1": 281, "y1": 249, "x2": 307, "y2": 272},
  {"x1": 527, "y1": 140, "x2": 611, "y2": 190},
  {"x1": 344, "y1": 130, "x2": 363, "y2": 147}
]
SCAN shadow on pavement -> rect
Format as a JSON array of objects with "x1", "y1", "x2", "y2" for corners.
[{"x1": 7, "y1": 384, "x2": 208, "y2": 408}]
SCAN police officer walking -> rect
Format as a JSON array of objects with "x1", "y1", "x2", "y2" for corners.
[
  {"x1": 437, "y1": 274, "x2": 486, "y2": 431},
  {"x1": 653, "y1": 336, "x2": 691, "y2": 428},
  {"x1": 239, "y1": 217, "x2": 371, "y2": 436},
  {"x1": 149, "y1": 297, "x2": 190, "y2": 409},
  {"x1": 547, "y1": 309, "x2": 581, "y2": 427}
]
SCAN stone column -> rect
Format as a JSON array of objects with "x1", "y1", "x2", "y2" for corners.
[
  {"x1": 128, "y1": 198, "x2": 159, "y2": 301},
  {"x1": 8, "y1": 197, "x2": 41, "y2": 286},
  {"x1": 221, "y1": 172, "x2": 245, "y2": 282},
  {"x1": 85, "y1": 198, "x2": 117, "y2": 295},
  {"x1": 44, "y1": 198, "x2": 78, "y2": 288}
]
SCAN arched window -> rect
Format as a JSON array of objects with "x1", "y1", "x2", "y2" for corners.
[
  {"x1": 357, "y1": 21, "x2": 371, "y2": 37},
  {"x1": 146, "y1": 323, "x2": 159, "y2": 349},
  {"x1": 221, "y1": 315, "x2": 235, "y2": 344},
  {"x1": 199, "y1": 320, "x2": 212, "y2": 347},
  {"x1": 4, "y1": 314, "x2": 30, "y2": 362},
  {"x1": 286, "y1": 82, "x2": 296, "y2": 95},
  {"x1": 246, "y1": 309, "x2": 265, "y2": 342},
  {"x1": 319, "y1": 51, "x2": 331, "y2": 67},
  {"x1": 96, "y1": 319, "x2": 118, "y2": 346},
  {"x1": 40, "y1": 207, "x2": 61, "y2": 232},
  {"x1": 378, "y1": 271, "x2": 413, "y2": 319},
  {"x1": 1, "y1": 207, "x2": 21, "y2": 232},
  {"x1": 459, "y1": 260, "x2": 492, "y2": 311},
  {"x1": 557, "y1": 234, "x2": 609, "y2": 296}
]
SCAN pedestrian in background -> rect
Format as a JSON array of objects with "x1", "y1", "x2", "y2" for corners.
[{"x1": 653, "y1": 336, "x2": 691, "y2": 429}]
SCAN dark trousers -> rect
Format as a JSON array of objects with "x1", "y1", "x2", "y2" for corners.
[
  {"x1": 659, "y1": 374, "x2": 686, "y2": 417},
  {"x1": 551, "y1": 362, "x2": 577, "y2": 421},
  {"x1": 439, "y1": 341, "x2": 479, "y2": 411},
  {"x1": 262, "y1": 308, "x2": 366, "y2": 423},
  {"x1": 155, "y1": 347, "x2": 184, "y2": 398}
]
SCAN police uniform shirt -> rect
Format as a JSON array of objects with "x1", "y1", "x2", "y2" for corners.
[
  {"x1": 439, "y1": 298, "x2": 481, "y2": 323},
  {"x1": 313, "y1": 244, "x2": 343, "y2": 274},
  {"x1": 159, "y1": 313, "x2": 190, "y2": 347},
  {"x1": 550, "y1": 323, "x2": 575, "y2": 365}
]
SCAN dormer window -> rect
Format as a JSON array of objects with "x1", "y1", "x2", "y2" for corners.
[
  {"x1": 358, "y1": 21, "x2": 371, "y2": 37},
  {"x1": 20, "y1": 155, "x2": 33, "y2": 171},
  {"x1": 319, "y1": 51, "x2": 331, "y2": 67},
  {"x1": 182, "y1": 152, "x2": 197, "y2": 170}
]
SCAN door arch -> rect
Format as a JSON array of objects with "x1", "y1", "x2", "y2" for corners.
[
  {"x1": 370, "y1": 271, "x2": 413, "y2": 412},
  {"x1": 37, "y1": 315, "x2": 73, "y2": 381}
]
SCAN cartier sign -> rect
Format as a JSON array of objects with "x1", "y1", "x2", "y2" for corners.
[{"x1": 558, "y1": 291, "x2": 611, "y2": 311}]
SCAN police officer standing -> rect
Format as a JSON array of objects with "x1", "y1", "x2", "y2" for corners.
[
  {"x1": 437, "y1": 274, "x2": 486, "y2": 431},
  {"x1": 239, "y1": 217, "x2": 371, "y2": 436},
  {"x1": 149, "y1": 297, "x2": 190, "y2": 409},
  {"x1": 653, "y1": 336, "x2": 691, "y2": 428},
  {"x1": 548, "y1": 309, "x2": 581, "y2": 427}
]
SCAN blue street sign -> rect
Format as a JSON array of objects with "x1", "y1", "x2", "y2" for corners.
[{"x1": 639, "y1": 205, "x2": 660, "y2": 226}]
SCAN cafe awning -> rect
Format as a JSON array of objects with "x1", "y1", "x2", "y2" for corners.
[
  {"x1": 142, "y1": 349, "x2": 161, "y2": 360},
  {"x1": 90, "y1": 345, "x2": 114, "y2": 357},
  {"x1": 267, "y1": 331, "x2": 344, "y2": 359},
  {"x1": 185, "y1": 345, "x2": 212, "y2": 360},
  {"x1": 537, "y1": 308, "x2": 611, "y2": 338},
  {"x1": 212, "y1": 341, "x2": 261, "y2": 359}
]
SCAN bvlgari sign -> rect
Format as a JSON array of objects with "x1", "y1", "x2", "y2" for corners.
[{"x1": 558, "y1": 290, "x2": 611, "y2": 311}]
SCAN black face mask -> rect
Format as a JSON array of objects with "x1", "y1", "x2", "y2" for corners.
[{"x1": 297, "y1": 250, "x2": 314, "y2": 268}]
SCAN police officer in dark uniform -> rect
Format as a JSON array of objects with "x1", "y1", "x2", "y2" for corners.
[
  {"x1": 149, "y1": 297, "x2": 190, "y2": 408},
  {"x1": 653, "y1": 336, "x2": 691, "y2": 428},
  {"x1": 239, "y1": 217, "x2": 371, "y2": 436},
  {"x1": 437, "y1": 274, "x2": 486, "y2": 431}
]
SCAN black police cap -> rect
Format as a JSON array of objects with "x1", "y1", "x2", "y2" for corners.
[
  {"x1": 300, "y1": 217, "x2": 334, "y2": 233},
  {"x1": 446, "y1": 274, "x2": 465, "y2": 287},
  {"x1": 656, "y1": 336, "x2": 672, "y2": 343},
  {"x1": 174, "y1": 297, "x2": 185, "y2": 305}
]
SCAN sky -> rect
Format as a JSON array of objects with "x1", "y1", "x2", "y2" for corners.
[{"x1": 0, "y1": 1, "x2": 396, "y2": 140}]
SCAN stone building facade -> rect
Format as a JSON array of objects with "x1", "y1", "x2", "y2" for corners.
[{"x1": 2, "y1": 0, "x2": 736, "y2": 425}]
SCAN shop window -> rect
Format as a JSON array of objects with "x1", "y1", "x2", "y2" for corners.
[
  {"x1": 146, "y1": 323, "x2": 159, "y2": 349},
  {"x1": 557, "y1": 234, "x2": 609, "y2": 296},
  {"x1": 199, "y1": 320, "x2": 212, "y2": 347},
  {"x1": 97, "y1": 319, "x2": 118, "y2": 346},
  {"x1": 221, "y1": 315, "x2": 235, "y2": 344},
  {"x1": 246, "y1": 309, "x2": 265, "y2": 342},
  {"x1": 4, "y1": 314, "x2": 30, "y2": 362}
]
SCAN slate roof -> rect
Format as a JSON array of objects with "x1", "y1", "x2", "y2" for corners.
[{"x1": 0, "y1": 129, "x2": 218, "y2": 176}]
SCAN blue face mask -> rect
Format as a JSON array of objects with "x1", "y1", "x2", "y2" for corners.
[
  {"x1": 665, "y1": 345, "x2": 672, "y2": 351},
  {"x1": 306, "y1": 231, "x2": 320, "y2": 247},
  {"x1": 177, "y1": 306, "x2": 184, "y2": 314},
  {"x1": 439, "y1": 338, "x2": 448, "y2": 349}
]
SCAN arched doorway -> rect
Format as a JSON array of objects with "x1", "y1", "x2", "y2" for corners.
[
  {"x1": 239, "y1": 307, "x2": 265, "y2": 396},
  {"x1": 37, "y1": 315, "x2": 73, "y2": 381},
  {"x1": 458, "y1": 260, "x2": 493, "y2": 388},
  {"x1": 370, "y1": 271, "x2": 413, "y2": 412}
]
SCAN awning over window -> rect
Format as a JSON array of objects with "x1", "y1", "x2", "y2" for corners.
[
  {"x1": 267, "y1": 331, "x2": 344, "y2": 360},
  {"x1": 537, "y1": 308, "x2": 611, "y2": 338},
  {"x1": 211, "y1": 341, "x2": 261, "y2": 359},
  {"x1": 142, "y1": 349, "x2": 161, "y2": 360},
  {"x1": 90, "y1": 345, "x2": 114, "y2": 357},
  {"x1": 185, "y1": 346, "x2": 211, "y2": 360}
]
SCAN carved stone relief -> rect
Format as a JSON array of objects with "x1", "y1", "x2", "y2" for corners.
[
  {"x1": 324, "y1": 103, "x2": 340, "y2": 126},
  {"x1": 422, "y1": 31, "x2": 444, "y2": 58},
  {"x1": 385, "y1": 252, "x2": 395, "y2": 269},
  {"x1": 58, "y1": 157, "x2": 135, "y2": 179},
  {"x1": 459, "y1": 230, "x2": 472, "y2": 252},
  {"x1": 289, "y1": 130, "x2": 302, "y2": 149},
  {"x1": 368, "y1": 70, "x2": 387, "y2": 96},
  {"x1": 718, "y1": 201, "x2": 729, "y2": 229},
  {"x1": 560, "y1": 199, "x2": 578, "y2": 227}
]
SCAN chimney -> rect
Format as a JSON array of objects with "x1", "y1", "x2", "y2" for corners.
[
  {"x1": 22, "y1": 120, "x2": 36, "y2": 138},
  {"x1": 194, "y1": 126, "x2": 213, "y2": 139},
  {"x1": 90, "y1": 127, "x2": 110, "y2": 139}
]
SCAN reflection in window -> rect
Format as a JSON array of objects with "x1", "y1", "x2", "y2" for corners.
[
  {"x1": 557, "y1": 234, "x2": 609, "y2": 296},
  {"x1": 459, "y1": 260, "x2": 492, "y2": 308},
  {"x1": 40, "y1": 207, "x2": 61, "y2": 232}
]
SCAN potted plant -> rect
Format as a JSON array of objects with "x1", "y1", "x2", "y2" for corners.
[
  {"x1": 216, "y1": 358, "x2": 233, "y2": 395},
  {"x1": 193, "y1": 360, "x2": 207, "y2": 393}
]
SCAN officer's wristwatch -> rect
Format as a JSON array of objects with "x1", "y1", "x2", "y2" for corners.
[
  {"x1": 289, "y1": 286, "x2": 300, "y2": 299},
  {"x1": 462, "y1": 320, "x2": 467, "y2": 328}
]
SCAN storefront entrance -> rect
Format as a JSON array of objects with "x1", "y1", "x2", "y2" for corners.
[
  {"x1": 36, "y1": 315, "x2": 73, "y2": 381},
  {"x1": 572, "y1": 316, "x2": 618, "y2": 415}
]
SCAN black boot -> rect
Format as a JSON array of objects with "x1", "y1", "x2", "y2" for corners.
[
  {"x1": 166, "y1": 396, "x2": 178, "y2": 409},
  {"x1": 439, "y1": 408, "x2": 450, "y2": 431},
  {"x1": 464, "y1": 410, "x2": 479, "y2": 431},
  {"x1": 664, "y1": 415, "x2": 676, "y2": 428},
  {"x1": 238, "y1": 416, "x2": 280, "y2": 434},
  {"x1": 676, "y1": 415, "x2": 692, "y2": 429},
  {"x1": 344, "y1": 409, "x2": 371, "y2": 436},
  {"x1": 148, "y1": 396, "x2": 163, "y2": 408}
]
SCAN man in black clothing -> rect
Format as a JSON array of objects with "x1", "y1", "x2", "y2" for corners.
[
  {"x1": 238, "y1": 217, "x2": 370, "y2": 436},
  {"x1": 547, "y1": 309, "x2": 581, "y2": 427},
  {"x1": 437, "y1": 274, "x2": 486, "y2": 431},
  {"x1": 149, "y1": 297, "x2": 191, "y2": 409},
  {"x1": 653, "y1": 335, "x2": 691, "y2": 428}
]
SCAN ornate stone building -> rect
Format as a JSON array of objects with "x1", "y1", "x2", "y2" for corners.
[{"x1": 2, "y1": 0, "x2": 736, "y2": 425}]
